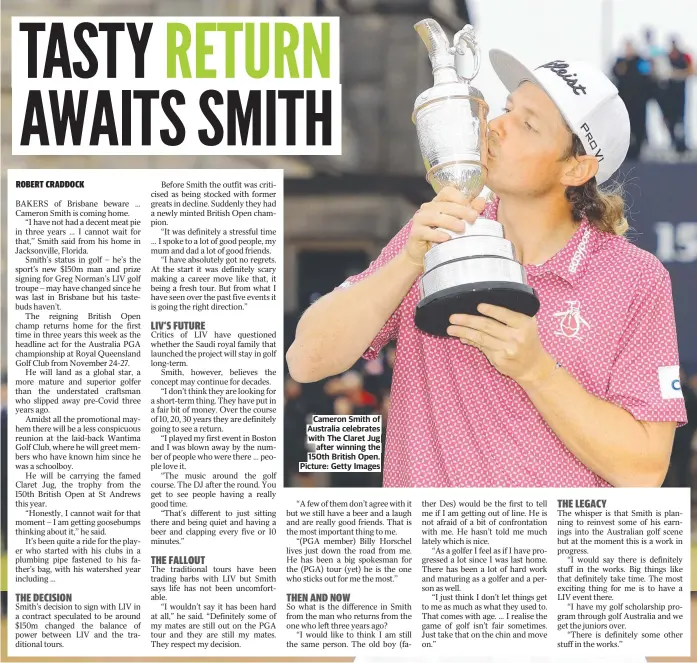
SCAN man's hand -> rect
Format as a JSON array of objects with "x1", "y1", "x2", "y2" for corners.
[
  {"x1": 447, "y1": 302, "x2": 556, "y2": 388},
  {"x1": 401, "y1": 186, "x2": 488, "y2": 267}
]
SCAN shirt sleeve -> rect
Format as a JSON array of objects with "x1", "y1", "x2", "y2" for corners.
[
  {"x1": 333, "y1": 219, "x2": 413, "y2": 360},
  {"x1": 606, "y1": 264, "x2": 687, "y2": 425}
]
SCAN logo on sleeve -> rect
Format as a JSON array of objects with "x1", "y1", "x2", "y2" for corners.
[{"x1": 658, "y1": 366, "x2": 683, "y2": 400}]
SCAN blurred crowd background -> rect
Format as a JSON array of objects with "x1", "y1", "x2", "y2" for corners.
[{"x1": 613, "y1": 29, "x2": 695, "y2": 160}]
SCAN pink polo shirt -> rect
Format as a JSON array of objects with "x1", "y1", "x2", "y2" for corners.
[{"x1": 336, "y1": 196, "x2": 687, "y2": 487}]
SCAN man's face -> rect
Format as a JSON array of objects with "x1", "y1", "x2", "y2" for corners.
[{"x1": 485, "y1": 82, "x2": 573, "y2": 197}]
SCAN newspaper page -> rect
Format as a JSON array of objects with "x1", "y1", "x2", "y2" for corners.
[{"x1": 2, "y1": 4, "x2": 696, "y2": 663}]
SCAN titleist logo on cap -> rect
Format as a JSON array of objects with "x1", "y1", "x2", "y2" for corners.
[{"x1": 536, "y1": 60, "x2": 587, "y2": 96}]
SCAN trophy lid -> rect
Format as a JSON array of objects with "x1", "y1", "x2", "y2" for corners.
[{"x1": 413, "y1": 19, "x2": 487, "y2": 115}]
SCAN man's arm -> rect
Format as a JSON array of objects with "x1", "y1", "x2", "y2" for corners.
[
  {"x1": 521, "y1": 355, "x2": 674, "y2": 487},
  {"x1": 286, "y1": 187, "x2": 487, "y2": 383},
  {"x1": 286, "y1": 251, "x2": 421, "y2": 383},
  {"x1": 447, "y1": 299, "x2": 684, "y2": 488}
]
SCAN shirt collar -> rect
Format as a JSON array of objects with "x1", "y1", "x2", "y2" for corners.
[{"x1": 487, "y1": 194, "x2": 601, "y2": 286}]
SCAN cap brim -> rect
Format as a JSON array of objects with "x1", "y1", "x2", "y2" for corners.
[
  {"x1": 489, "y1": 48, "x2": 542, "y2": 94},
  {"x1": 489, "y1": 48, "x2": 577, "y2": 137}
]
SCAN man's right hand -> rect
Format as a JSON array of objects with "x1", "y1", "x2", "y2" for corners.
[{"x1": 402, "y1": 186, "x2": 489, "y2": 267}]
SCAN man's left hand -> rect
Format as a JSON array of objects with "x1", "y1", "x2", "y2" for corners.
[{"x1": 447, "y1": 303, "x2": 555, "y2": 388}]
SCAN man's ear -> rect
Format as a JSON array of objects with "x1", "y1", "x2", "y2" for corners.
[{"x1": 560, "y1": 155, "x2": 599, "y2": 187}]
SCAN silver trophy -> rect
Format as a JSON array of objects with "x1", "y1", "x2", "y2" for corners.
[{"x1": 412, "y1": 19, "x2": 539, "y2": 337}]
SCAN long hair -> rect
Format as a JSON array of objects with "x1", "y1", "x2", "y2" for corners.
[{"x1": 563, "y1": 134, "x2": 629, "y2": 236}]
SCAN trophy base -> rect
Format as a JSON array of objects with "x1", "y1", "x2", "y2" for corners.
[{"x1": 414, "y1": 281, "x2": 540, "y2": 337}]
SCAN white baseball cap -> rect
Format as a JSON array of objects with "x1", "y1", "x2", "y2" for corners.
[{"x1": 489, "y1": 49, "x2": 630, "y2": 184}]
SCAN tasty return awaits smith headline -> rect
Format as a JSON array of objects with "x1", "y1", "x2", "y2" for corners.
[{"x1": 12, "y1": 18, "x2": 341, "y2": 153}]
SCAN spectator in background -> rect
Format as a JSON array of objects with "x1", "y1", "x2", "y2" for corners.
[
  {"x1": 284, "y1": 377, "x2": 313, "y2": 487},
  {"x1": 666, "y1": 36, "x2": 695, "y2": 154},
  {"x1": 663, "y1": 367, "x2": 697, "y2": 488},
  {"x1": 643, "y1": 28, "x2": 673, "y2": 138},
  {"x1": 329, "y1": 393, "x2": 381, "y2": 488},
  {"x1": 362, "y1": 356, "x2": 386, "y2": 404},
  {"x1": 689, "y1": 373, "x2": 697, "y2": 395},
  {"x1": 379, "y1": 392, "x2": 391, "y2": 479},
  {"x1": 383, "y1": 346, "x2": 396, "y2": 390},
  {"x1": 361, "y1": 343, "x2": 397, "y2": 404},
  {"x1": 612, "y1": 39, "x2": 651, "y2": 159},
  {"x1": 284, "y1": 362, "x2": 388, "y2": 488},
  {"x1": 340, "y1": 371, "x2": 378, "y2": 414}
]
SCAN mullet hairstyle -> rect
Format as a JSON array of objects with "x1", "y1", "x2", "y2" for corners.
[{"x1": 563, "y1": 133, "x2": 629, "y2": 236}]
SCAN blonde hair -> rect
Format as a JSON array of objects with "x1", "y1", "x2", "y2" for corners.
[{"x1": 563, "y1": 134, "x2": 629, "y2": 236}]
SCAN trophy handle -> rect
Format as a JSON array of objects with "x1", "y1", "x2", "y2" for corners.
[
  {"x1": 415, "y1": 19, "x2": 456, "y2": 75},
  {"x1": 452, "y1": 25, "x2": 480, "y2": 83}
]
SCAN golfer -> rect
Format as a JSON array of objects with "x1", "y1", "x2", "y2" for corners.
[{"x1": 286, "y1": 50, "x2": 687, "y2": 488}]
